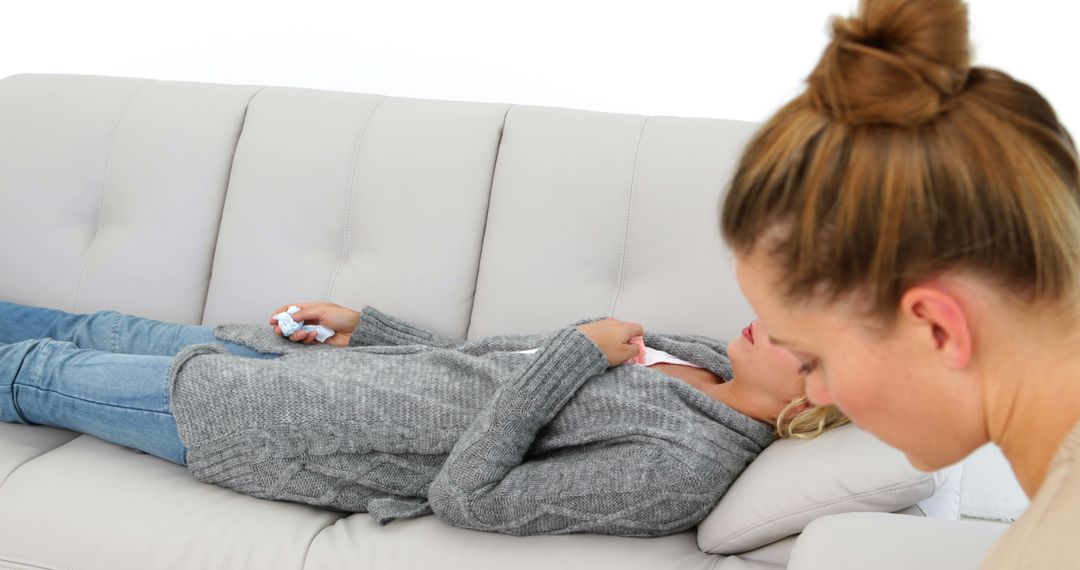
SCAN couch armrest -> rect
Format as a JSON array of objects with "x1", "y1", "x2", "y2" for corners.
[{"x1": 787, "y1": 512, "x2": 1008, "y2": 570}]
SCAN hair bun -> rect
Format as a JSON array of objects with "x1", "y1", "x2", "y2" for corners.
[{"x1": 807, "y1": 0, "x2": 972, "y2": 126}]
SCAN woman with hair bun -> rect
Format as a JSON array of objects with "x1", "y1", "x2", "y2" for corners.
[{"x1": 721, "y1": 0, "x2": 1079, "y2": 566}]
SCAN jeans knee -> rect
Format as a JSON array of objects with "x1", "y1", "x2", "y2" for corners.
[
  {"x1": 0, "y1": 338, "x2": 47, "y2": 385},
  {"x1": 0, "y1": 339, "x2": 48, "y2": 424},
  {"x1": 0, "y1": 384, "x2": 24, "y2": 423}
]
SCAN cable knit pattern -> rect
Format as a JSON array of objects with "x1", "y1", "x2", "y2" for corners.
[{"x1": 168, "y1": 306, "x2": 776, "y2": 537}]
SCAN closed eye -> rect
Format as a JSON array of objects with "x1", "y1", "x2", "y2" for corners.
[{"x1": 798, "y1": 360, "x2": 818, "y2": 376}]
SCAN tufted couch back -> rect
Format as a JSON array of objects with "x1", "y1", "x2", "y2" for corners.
[{"x1": 0, "y1": 73, "x2": 757, "y2": 344}]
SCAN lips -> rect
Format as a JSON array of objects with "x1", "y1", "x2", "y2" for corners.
[{"x1": 742, "y1": 324, "x2": 754, "y2": 344}]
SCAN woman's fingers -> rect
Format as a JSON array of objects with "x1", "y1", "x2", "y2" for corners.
[
  {"x1": 289, "y1": 329, "x2": 314, "y2": 343},
  {"x1": 291, "y1": 309, "x2": 315, "y2": 322},
  {"x1": 294, "y1": 303, "x2": 338, "y2": 324},
  {"x1": 270, "y1": 305, "x2": 320, "y2": 332},
  {"x1": 623, "y1": 321, "x2": 644, "y2": 339},
  {"x1": 269, "y1": 304, "x2": 291, "y2": 325},
  {"x1": 268, "y1": 307, "x2": 318, "y2": 344},
  {"x1": 274, "y1": 324, "x2": 315, "y2": 344},
  {"x1": 269, "y1": 303, "x2": 342, "y2": 344}
]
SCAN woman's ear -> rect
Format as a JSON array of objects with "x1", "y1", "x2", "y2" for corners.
[{"x1": 898, "y1": 283, "x2": 973, "y2": 370}]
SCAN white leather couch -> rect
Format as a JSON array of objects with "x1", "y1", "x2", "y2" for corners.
[{"x1": 0, "y1": 73, "x2": 996, "y2": 569}]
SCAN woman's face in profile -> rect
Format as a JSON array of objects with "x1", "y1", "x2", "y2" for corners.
[
  {"x1": 726, "y1": 317, "x2": 806, "y2": 407},
  {"x1": 732, "y1": 249, "x2": 982, "y2": 472}
]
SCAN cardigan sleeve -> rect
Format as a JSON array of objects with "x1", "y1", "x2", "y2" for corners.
[
  {"x1": 349, "y1": 305, "x2": 611, "y2": 353},
  {"x1": 348, "y1": 305, "x2": 466, "y2": 349},
  {"x1": 425, "y1": 326, "x2": 729, "y2": 537}
]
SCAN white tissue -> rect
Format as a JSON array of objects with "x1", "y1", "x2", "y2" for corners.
[{"x1": 274, "y1": 305, "x2": 336, "y2": 343}]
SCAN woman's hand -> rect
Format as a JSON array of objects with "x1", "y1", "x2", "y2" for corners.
[
  {"x1": 268, "y1": 302, "x2": 361, "y2": 347},
  {"x1": 576, "y1": 318, "x2": 645, "y2": 367}
]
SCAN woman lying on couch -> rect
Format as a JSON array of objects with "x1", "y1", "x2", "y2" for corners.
[{"x1": 0, "y1": 300, "x2": 847, "y2": 537}]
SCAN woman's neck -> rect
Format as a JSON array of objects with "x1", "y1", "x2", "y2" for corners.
[
  {"x1": 988, "y1": 365, "x2": 1080, "y2": 496},
  {"x1": 706, "y1": 380, "x2": 781, "y2": 423},
  {"x1": 985, "y1": 315, "x2": 1080, "y2": 497},
  {"x1": 646, "y1": 363, "x2": 778, "y2": 423}
]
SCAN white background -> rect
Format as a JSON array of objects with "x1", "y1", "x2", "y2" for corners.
[
  {"x1": 1, "y1": 0, "x2": 1076, "y2": 133},
  {"x1": 4, "y1": 0, "x2": 1070, "y2": 520}
]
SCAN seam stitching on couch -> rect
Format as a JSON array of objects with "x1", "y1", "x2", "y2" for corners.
[
  {"x1": 0, "y1": 435, "x2": 84, "y2": 505},
  {"x1": 71, "y1": 79, "x2": 157, "y2": 313},
  {"x1": 326, "y1": 96, "x2": 387, "y2": 301},
  {"x1": 706, "y1": 473, "x2": 936, "y2": 550},
  {"x1": 465, "y1": 103, "x2": 514, "y2": 340},
  {"x1": 199, "y1": 85, "x2": 267, "y2": 323},
  {"x1": 609, "y1": 116, "x2": 649, "y2": 316},
  {"x1": 0, "y1": 554, "x2": 76, "y2": 570},
  {"x1": 299, "y1": 517, "x2": 345, "y2": 570}
]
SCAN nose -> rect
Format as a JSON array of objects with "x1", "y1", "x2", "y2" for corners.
[{"x1": 805, "y1": 374, "x2": 833, "y2": 406}]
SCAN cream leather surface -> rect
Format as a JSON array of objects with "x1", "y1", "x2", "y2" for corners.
[
  {"x1": 200, "y1": 87, "x2": 511, "y2": 340},
  {"x1": 0, "y1": 73, "x2": 963, "y2": 569},
  {"x1": 787, "y1": 512, "x2": 1008, "y2": 570},
  {"x1": 304, "y1": 515, "x2": 721, "y2": 570},
  {"x1": 698, "y1": 425, "x2": 935, "y2": 554},
  {"x1": 0, "y1": 74, "x2": 259, "y2": 325},
  {"x1": 0, "y1": 436, "x2": 342, "y2": 570},
  {"x1": 468, "y1": 107, "x2": 760, "y2": 341},
  {"x1": 0, "y1": 424, "x2": 79, "y2": 486},
  {"x1": 730, "y1": 535, "x2": 798, "y2": 566}
]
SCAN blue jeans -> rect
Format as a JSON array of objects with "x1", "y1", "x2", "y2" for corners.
[{"x1": 0, "y1": 301, "x2": 280, "y2": 466}]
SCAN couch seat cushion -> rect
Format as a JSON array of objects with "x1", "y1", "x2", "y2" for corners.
[{"x1": 0, "y1": 435, "x2": 343, "y2": 570}]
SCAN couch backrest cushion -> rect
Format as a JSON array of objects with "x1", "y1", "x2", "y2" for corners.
[
  {"x1": 0, "y1": 74, "x2": 258, "y2": 324},
  {"x1": 199, "y1": 87, "x2": 509, "y2": 340},
  {"x1": 467, "y1": 106, "x2": 761, "y2": 342}
]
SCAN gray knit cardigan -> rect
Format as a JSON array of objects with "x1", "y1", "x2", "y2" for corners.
[{"x1": 166, "y1": 306, "x2": 776, "y2": 537}]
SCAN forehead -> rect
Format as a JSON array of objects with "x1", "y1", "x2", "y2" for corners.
[{"x1": 733, "y1": 250, "x2": 787, "y2": 311}]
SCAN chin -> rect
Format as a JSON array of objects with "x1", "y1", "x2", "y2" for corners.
[
  {"x1": 904, "y1": 450, "x2": 952, "y2": 473},
  {"x1": 725, "y1": 336, "x2": 743, "y2": 367},
  {"x1": 728, "y1": 332, "x2": 748, "y2": 351}
]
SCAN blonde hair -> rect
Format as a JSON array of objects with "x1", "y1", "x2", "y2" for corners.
[
  {"x1": 776, "y1": 398, "x2": 851, "y2": 439},
  {"x1": 720, "y1": 0, "x2": 1080, "y2": 325}
]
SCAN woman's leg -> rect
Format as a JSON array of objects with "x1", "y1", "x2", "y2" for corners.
[
  {"x1": 0, "y1": 301, "x2": 276, "y2": 359},
  {"x1": 0, "y1": 338, "x2": 187, "y2": 465}
]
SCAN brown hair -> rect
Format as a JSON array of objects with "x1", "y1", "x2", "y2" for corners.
[{"x1": 720, "y1": 0, "x2": 1080, "y2": 323}]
